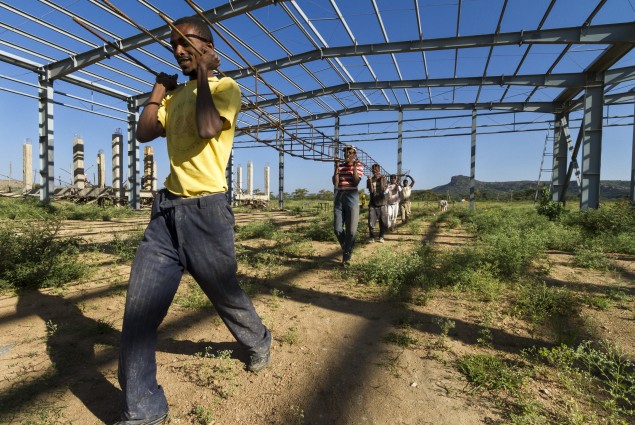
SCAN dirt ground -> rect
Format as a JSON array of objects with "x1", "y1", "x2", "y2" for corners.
[{"x1": 0, "y1": 210, "x2": 633, "y2": 424}]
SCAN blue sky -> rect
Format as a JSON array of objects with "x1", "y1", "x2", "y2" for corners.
[{"x1": 1, "y1": 0, "x2": 634, "y2": 195}]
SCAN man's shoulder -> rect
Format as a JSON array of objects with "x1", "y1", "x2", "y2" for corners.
[{"x1": 215, "y1": 76, "x2": 239, "y2": 88}]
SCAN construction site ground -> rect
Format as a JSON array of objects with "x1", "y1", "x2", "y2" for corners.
[{"x1": 0, "y1": 207, "x2": 633, "y2": 425}]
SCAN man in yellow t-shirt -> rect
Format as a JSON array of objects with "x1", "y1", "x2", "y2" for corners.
[{"x1": 116, "y1": 16, "x2": 271, "y2": 425}]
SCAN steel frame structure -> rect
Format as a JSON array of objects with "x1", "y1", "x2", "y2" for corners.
[{"x1": 0, "y1": 0, "x2": 634, "y2": 208}]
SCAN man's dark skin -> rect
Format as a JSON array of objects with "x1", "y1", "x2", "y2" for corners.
[
  {"x1": 136, "y1": 22, "x2": 223, "y2": 142},
  {"x1": 333, "y1": 147, "x2": 361, "y2": 186},
  {"x1": 367, "y1": 164, "x2": 386, "y2": 194}
]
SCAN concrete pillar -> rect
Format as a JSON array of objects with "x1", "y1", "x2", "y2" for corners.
[
  {"x1": 97, "y1": 150, "x2": 106, "y2": 188},
  {"x1": 142, "y1": 146, "x2": 154, "y2": 191},
  {"x1": 112, "y1": 129, "x2": 123, "y2": 197},
  {"x1": 23, "y1": 141, "x2": 33, "y2": 191},
  {"x1": 469, "y1": 110, "x2": 476, "y2": 210},
  {"x1": 264, "y1": 164, "x2": 270, "y2": 200},
  {"x1": 581, "y1": 83, "x2": 603, "y2": 209},
  {"x1": 237, "y1": 165, "x2": 243, "y2": 193},
  {"x1": 247, "y1": 160, "x2": 253, "y2": 196},
  {"x1": 73, "y1": 135, "x2": 85, "y2": 190}
]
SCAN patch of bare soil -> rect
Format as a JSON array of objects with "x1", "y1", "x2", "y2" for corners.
[
  {"x1": 0, "y1": 210, "x2": 633, "y2": 424},
  {"x1": 546, "y1": 251, "x2": 635, "y2": 358}
]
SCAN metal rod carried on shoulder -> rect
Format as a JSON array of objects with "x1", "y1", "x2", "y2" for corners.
[{"x1": 72, "y1": 17, "x2": 160, "y2": 77}]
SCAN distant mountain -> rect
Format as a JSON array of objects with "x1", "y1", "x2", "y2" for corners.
[{"x1": 429, "y1": 175, "x2": 631, "y2": 200}]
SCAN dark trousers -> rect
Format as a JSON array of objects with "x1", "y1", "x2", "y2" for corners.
[
  {"x1": 368, "y1": 205, "x2": 387, "y2": 238},
  {"x1": 118, "y1": 189, "x2": 271, "y2": 420},
  {"x1": 333, "y1": 189, "x2": 360, "y2": 261}
]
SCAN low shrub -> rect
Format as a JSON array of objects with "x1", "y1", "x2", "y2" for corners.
[
  {"x1": 457, "y1": 354, "x2": 527, "y2": 393},
  {"x1": 574, "y1": 243, "x2": 611, "y2": 270},
  {"x1": 294, "y1": 215, "x2": 337, "y2": 242},
  {"x1": 563, "y1": 201, "x2": 635, "y2": 236},
  {"x1": 345, "y1": 245, "x2": 430, "y2": 292},
  {"x1": 0, "y1": 218, "x2": 88, "y2": 290},
  {"x1": 534, "y1": 340, "x2": 635, "y2": 419},
  {"x1": 103, "y1": 230, "x2": 144, "y2": 263},
  {"x1": 511, "y1": 281, "x2": 577, "y2": 324},
  {"x1": 536, "y1": 187, "x2": 566, "y2": 221},
  {"x1": 235, "y1": 219, "x2": 278, "y2": 240}
]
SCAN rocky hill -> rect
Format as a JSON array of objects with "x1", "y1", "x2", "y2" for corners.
[{"x1": 429, "y1": 175, "x2": 631, "y2": 200}]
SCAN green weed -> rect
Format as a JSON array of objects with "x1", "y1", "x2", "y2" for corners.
[
  {"x1": 432, "y1": 317, "x2": 456, "y2": 349},
  {"x1": 290, "y1": 404, "x2": 305, "y2": 425},
  {"x1": 512, "y1": 281, "x2": 577, "y2": 324},
  {"x1": 174, "y1": 348, "x2": 238, "y2": 399},
  {"x1": 174, "y1": 280, "x2": 213, "y2": 310},
  {"x1": 267, "y1": 288, "x2": 287, "y2": 310},
  {"x1": 102, "y1": 230, "x2": 144, "y2": 263},
  {"x1": 235, "y1": 219, "x2": 278, "y2": 240},
  {"x1": 45, "y1": 320, "x2": 58, "y2": 337},
  {"x1": 15, "y1": 399, "x2": 66, "y2": 425},
  {"x1": 94, "y1": 318, "x2": 116, "y2": 335},
  {"x1": 0, "y1": 197, "x2": 137, "y2": 221},
  {"x1": 293, "y1": 215, "x2": 337, "y2": 242},
  {"x1": 191, "y1": 405, "x2": 214, "y2": 425},
  {"x1": 271, "y1": 233, "x2": 315, "y2": 258},
  {"x1": 564, "y1": 201, "x2": 635, "y2": 236},
  {"x1": 533, "y1": 341, "x2": 635, "y2": 420},
  {"x1": 344, "y1": 245, "x2": 427, "y2": 292},
  {"x1": 574, "y1": 244, "x2": 611, "y2": 270},
  {"x1": 281, "y1": 326, "x2": 299, "y2": 345},
  {"x1": 479, "y1": 227, "x2": 547, "y2": 279},
  {"x1": 586, "y1": 295, "x2": 613, "y2": 311},
  {"x1": 536, "y1": 187, "x2": 566, "y2": 221},
  {"x1": 385, "y1": 331, "x2": 418, "y2": 348},
  {"x1": 457, "y1": 354, "x2": 527, "y2": 393},
  {"x1": 476, "y1": 328, "x2": 493, "y2": 348},
  {"x1": 0, "y1": 218, "x2": 88, "y2": 290}
]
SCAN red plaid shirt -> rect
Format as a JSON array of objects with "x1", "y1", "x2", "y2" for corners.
[{"x1": 336, "y1": 162, "x2": 364, "y2": 190}]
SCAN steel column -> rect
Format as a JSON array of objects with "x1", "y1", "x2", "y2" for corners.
[
  {"x1": 38, "y1": 73, "x2": 55, "y2": 202},
  {"x1": 469, "y1": 110, "x2": 476, "y2": 210},
  {"x1": 278, "y1": 133, "x2": 284, "y2": 209},
  {"x1": 580, "y1": 82, "x2": 604, "y2": 209},
  {"x1": 127, "y1": 101, "x2": 140, "y2": 209},
  {"x1": 631, "y1": 102, "x2": 635, "y2": 206},
  {"x1": 226, "y1": 150, "x2": 234, "y2": 205},
  {"x1": 334, "y1": 115, "x2": 340, "y2": 159},
  {"x1": 397, "y1": 109, "x2": 403, "y2": 177},
  {"x1": 552, "y1": 113, "x2": 568, "y2": 201}
]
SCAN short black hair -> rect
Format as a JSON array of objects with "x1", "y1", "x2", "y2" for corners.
[{"x1": 172, "y1": 15, "x2": 213, "y2": 44}]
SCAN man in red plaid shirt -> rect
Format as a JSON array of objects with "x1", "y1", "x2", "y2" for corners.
[{"x1": 332, "y1": 145, "x2": 364, "y2": 265}]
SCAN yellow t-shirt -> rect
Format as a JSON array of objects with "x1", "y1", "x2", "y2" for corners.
[{"x1": 157, "y1": 76, "x2": 241, "y2": 197}]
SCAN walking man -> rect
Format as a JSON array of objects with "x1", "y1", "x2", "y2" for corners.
[
  {"x1": 367, "y1": 164, "x2": 388, "y2": 242},
  {"x1": 116, "y1": 15, "x2": 271, "y2": 425},
  {"x1": 386, "y1": 174, "x2": 402, "y2": 230},
  {"x1": 399, "y1": 175, "x2": 415, "y2": 223},
  {"x1": 333, "y1": 145, "x2": 363, "y2": 265}
]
